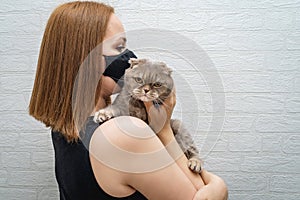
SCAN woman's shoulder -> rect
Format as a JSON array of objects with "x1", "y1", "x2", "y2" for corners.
[
  {"x1": 91, "y1": 116, "x2": 161, "y2": 154},
  {"x1": 89, "y1": 116, "x2": 198, "y2": 200}
]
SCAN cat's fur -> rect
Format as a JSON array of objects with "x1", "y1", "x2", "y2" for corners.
[{"x1": 94, "y1": 58, "x2": 202, "y2": 173}]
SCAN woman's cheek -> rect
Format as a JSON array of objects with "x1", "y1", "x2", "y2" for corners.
[{"x1": 101, "y1": 76, "x2": 120, "y2": 96}]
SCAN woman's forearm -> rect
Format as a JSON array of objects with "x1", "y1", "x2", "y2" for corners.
[{"x1": 158, "y1": 126, "x2": 205, "y2": 190}]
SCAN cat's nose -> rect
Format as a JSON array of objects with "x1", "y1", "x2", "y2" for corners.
[{"x1": 143, "y1": 88, "x2": 149, "y2": 93}]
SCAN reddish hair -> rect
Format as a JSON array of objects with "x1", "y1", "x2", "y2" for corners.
[{"x1": 29, "y1": 1, "x2": 114, "y2": 142}]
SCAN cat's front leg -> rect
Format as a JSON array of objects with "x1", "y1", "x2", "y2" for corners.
[
  {"x1": 187, "y1": 154, "x2": 203, "y2": 174},
  {"x1": 94, "y1": 105, "x2": 119, "y2": 123},
  {"x1": 171, "y1": 119, "x2": 203, "y2": 173}
]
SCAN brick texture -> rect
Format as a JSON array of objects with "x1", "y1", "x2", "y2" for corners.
[{"x1": 0, "y1": 0, "x2": 299, "y2": 199}]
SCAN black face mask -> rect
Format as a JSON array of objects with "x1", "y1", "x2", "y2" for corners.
[{"x1": 102, "y1": 49, "x2": 137, "y2": 87}]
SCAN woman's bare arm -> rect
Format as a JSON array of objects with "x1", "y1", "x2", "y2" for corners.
[
  {"x1": 90, "y1": 116, "x2": 198, "y2": 200},
  {"x1": 143, "y1": 89, "x2": 205, "y2": 190},
  {"x1": 158, "y1": 125, "x2": 205, "y2": 190}
]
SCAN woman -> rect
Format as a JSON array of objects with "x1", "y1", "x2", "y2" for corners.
[{"x1": 29, "y1": 1, "x2": 227, "y2": 200}]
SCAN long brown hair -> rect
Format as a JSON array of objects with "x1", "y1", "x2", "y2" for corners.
[{"x1": 29, "y1": 1, "x2": 114, "y2": 142}]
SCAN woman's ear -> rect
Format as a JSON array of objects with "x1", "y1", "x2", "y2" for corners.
[{"x1": 128, "y1": 58, "x2": 147, "y2": 69}]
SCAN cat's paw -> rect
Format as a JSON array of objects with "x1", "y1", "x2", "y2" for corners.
[
  {"x1": 187, "y1": 157, "x2": 202, "y2": 173},
  {"x1": 94, "y1": 108, "x2": 114, "y2": 123}
]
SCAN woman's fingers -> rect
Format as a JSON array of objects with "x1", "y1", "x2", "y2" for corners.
[
  {"x1": 196, "y1": 170, "x2": 228, "y2": 200},
  {"x1": 143, "y1": 88, "x2": 176, "y2": 133},
  {"x1": 200, "y1": 170, "x2": 214, "y2": 185}
]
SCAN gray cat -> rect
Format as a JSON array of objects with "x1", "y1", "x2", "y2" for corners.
[{"x1": 94, "y1": 58, "x2": 202, "y2": 173}]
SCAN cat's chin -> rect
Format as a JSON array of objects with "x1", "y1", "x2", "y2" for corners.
[{"x1": 138, "y1": 96, "x2": 153, "y2": 102}]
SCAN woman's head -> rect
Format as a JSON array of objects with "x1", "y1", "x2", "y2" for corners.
[{"x1": 29, "y1": 1, "x2": 116, "y2": 142}]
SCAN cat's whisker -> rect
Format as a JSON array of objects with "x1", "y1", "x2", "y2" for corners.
[{"x1": 156, "y1": 97, "x2": 172, "y2": 109}]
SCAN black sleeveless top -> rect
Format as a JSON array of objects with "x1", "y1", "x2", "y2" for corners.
[{"x1": 51, "y1": 117, "x2": 147, "y2": 200}]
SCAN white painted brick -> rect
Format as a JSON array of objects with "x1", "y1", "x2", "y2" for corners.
[
  {"x1": 270, "y1": 0, "x2": 300, "y2": 8},
  {"x1": 117, "y1": 10, "x2": 158, "y2": 30},
  {"x1": 139, "y1": 0, "x2": 176, "y2": 10},
  {"x1": 230, "y1": 194, "x2": 300, "y2": 200},
  {"x1": 176, "y1": 0, "x2": 232, "y2": 10},
  {"x1": 262, "y1": 134, "x2": 283, "y2": 153},
  {"x1": 32, "y1": 151, "x2": 54, "y2": 169},
  {"x1": 187, "y1": 116, "x2": 256, "y2": 132},
  {"x1": 195, "y1": 133, "x2": 228, "y2": 153},
  {"x1": 232, "y1": 0, "x2": 273, "y2": 9},
  {"x1": 0, "y1": 94, "x2": 27, "y2": 111},
  {"x1": 0, "y1": 1, "x2": 33, "y2": 12},
  {"x1": 233, "y1": 0, "x2": 300, "y2": 8},
  {"x1": 8, "y1": 170, "x2": 56, "y2": 186},
  {"x1": 0, "y1": 188, "x2": 37, "y2": 200},
  {"x1": 270, "y1": 174, "x2": 300, "y2": 193},
  {"x1": 209, "y1": 139, "x2": 228, "y2": 152},
  {"x1": 286, "y1": 96, "x2": 300, "y2": 113},
  {"x1": 225, "y1": 94, "x2": 285, "y2": 114},
  {"x1": 0, "y1": 73, "x2": 35, "y2": 93},
  {"x1": 225, "y1": 132, "x2": 261, "y2": 152},
  {"x1": 18, "y1": 132, "x2": 52, "y2": 150},
  {"x1": 198, "y1": 132, "x2": 223, "y2": 152},
  {"x1": 38, "y1": 188, "x2": 59, "y2": 200},
  {"x1": 295, "y1": 74, "x2": 300, "y2": 92},
  {"x1": 286, "y1": 32, "x2": 300, "y2": 50},
  {"x1": 0, "y1": 13, "x2": 42, "y2": 35},
  {"x1": 264, "y1": 51, "x2": 300, "y2": 72},
  {"x1": 264, "y1": 9, "x2": 297, "y2": 30},
  {"x1": 1, "y1": 35, "x2": 41, "y2": 55},
  {"x1": 296, "y1": 8, "x2": 300, "y2": 30},
  {"x1": 174, "y1": 92, "x2": 207, "y2": 113},
  {"x1": 193, "y1": 31, "x2": 229, "y2": 51},
  {"x1": 204, "y1": 153, "x2": 240, "y2": 172},
  {"x1": 210, "y1": 11, "x2": 264, "y2": 30},
  {"x1": 255, "y1": 114, "x2": 300, "y2": 133},
  {"x1": 183, "y1": 116, "x2": 219, "y2": 132},
  {"x1": 143, "y1": 51, "x2": 200, "y2": 71},
  {"x1": 22, "y1": 91, "x2": 32, "y2": 106},
  {"x1": 270, "y1": 72, "x2": 295, "y2": 92},
  {"x1": 2, "y1": 152, "x2": 31, "y2": 169},
  {"x1": 209, "y1": 51, "x2": 265, "y2": 72},
  {"x1": 221, "y1": 116, "x2": 255, "y2": 132},
  {"x1": 241, "y1": 155, "x2": 300, "y2": 173},
  {"x1": 0, "y1": 170, "x2": 8, "y2": 186},
  {"x1": 228, "y1": 31, "x2": 285, "y2": 51},
  {"x1": 108, "y1": 0, "x2": 140, "y2": 10},
  {"x1": 222, "y1": 72, "x2": 272, "y2": 93},
  {"x1": 157, "y1": 10, "x2": 210, "y2": 31},
  {"x1": 1, "y1": 0, "x2": 65, "y2": 12},
  {"x1": 217, "y1": 172, "x2": 268, "y2": 191},
  {"x1": 0, "y1": 113, "x2": 47, "y2": 132},
  {"x1": 172, "y1": 111, "x2": 199, "y2": 132},
  {"x1": 282, "y1": 135, "x2": 300, "y2": 154},
  {"x1": 173, "y1": 71, "x2": 211, "y2": 93},
  {"x1": 0, "y1": 54, "x2": 37, "y2": 72},
  {"x1": 0, "y1": 132, "x2": 18, "y2": 148}
]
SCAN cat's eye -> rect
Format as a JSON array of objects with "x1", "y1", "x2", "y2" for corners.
[
  {"x1": 153, "y1": 82, "x2": 162, "y2": 88},
  {"x1": 134, "y1": 77, "x2": 143, "y2": 84}
]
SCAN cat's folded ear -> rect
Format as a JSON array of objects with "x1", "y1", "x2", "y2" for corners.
[
  {"x1": 128, "y1": 58, "x2": 147, "y2": 69},
  {"x1": 159, "y1": 62, "x2": 172, "y2": 76},
  {"x1": 163, "y1": 65, "x2": 173, "y2": 75}
]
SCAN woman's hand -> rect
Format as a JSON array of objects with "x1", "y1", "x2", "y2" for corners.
[
  {"x1": 193, "y1": 170, "x2": 228, "y2": 200},
  {"x1": 143, "y1": 89, "x2": 176, "y2": 134}
]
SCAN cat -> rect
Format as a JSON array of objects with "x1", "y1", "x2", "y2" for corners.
[{"x1": 94, "y1": 58, "x2": 202, "y2": 173}]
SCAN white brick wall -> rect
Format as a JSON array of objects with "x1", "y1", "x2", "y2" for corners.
[{"x1": 1, "y1": 0, "x2": 299, "y2": 199}]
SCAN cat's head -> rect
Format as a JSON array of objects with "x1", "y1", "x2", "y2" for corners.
[{"x1": 124, "y1": 58, "x2": 174, "y2": 102}]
